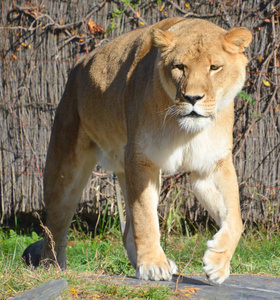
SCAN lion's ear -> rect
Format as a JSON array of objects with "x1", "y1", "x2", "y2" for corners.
[
  {"x1": 223, "y1": 27, "x2": 252, "y2": 54},
  {"x1": 150, "y1": 28, "x2": 175, "y2": 54}
]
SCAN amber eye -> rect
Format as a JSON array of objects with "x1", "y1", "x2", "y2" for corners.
[
  {"x1": 210, "y1": 65, "x2": 221, "y2": 71},
  {"x1": 174, "y1": 64, "x2": 185, "y2": 71}
]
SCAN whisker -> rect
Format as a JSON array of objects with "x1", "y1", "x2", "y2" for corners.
[
  {"x1": 157, "y1": 105, "x2": 176, "y2": 116},
  {"x1": 160, "y1": 105, "x2": 179, "y2": 129}
]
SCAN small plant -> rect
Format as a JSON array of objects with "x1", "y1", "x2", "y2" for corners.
[
  {"x1": 107, "y1": 0, "x2": 141, "y2": 34},
  {"x1": 238, "y1": 91, "x2": 255, "y2": 107},
  {"x1": 163, "y1": 185, "x2": 190, "y2": 236},
  {"x1": 238, "y1": 91, "x2": 262, "y2": 119}
]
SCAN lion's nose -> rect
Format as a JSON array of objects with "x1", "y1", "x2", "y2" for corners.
[{"x1": 182, "y1": 94, "x2": 205, "y2": 105}]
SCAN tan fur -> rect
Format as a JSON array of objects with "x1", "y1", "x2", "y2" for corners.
[{"x1": 26, "y1": 18, "x2": 252, "y2": 284}]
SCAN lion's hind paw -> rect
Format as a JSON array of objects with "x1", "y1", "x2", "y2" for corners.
[{"x1": 22, "y1": 239, "x2": 44, "y2": 268}]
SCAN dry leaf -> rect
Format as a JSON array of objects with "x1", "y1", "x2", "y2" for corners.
[
  {"x1": 88, "y1": 19, "x2": 104, "y2": 35},
  {"x1": 69, "y1": 286, "x2": 77, "y2": 295},
  {"x1": 95, "y1": 23, "x2": 105, "y2": 34},
  {"x1": 88, "y1": 19, "x2": 96, "y2": 35},
  {"x1": 183, "y1": 287, "x2": 198, "y2": 294}
]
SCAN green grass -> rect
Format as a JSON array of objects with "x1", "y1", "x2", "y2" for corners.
[{"x1": 0, "y1": 226, "x2": 280, "y2": 299}]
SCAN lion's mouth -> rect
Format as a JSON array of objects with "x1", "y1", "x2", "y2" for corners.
[{"x1": 179, "y1": 111, "x2": 208, "y2": 118}]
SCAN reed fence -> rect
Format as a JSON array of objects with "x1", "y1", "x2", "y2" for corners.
[{"x1": 0, "y1": 0, "x2": 279, "y2": 231}]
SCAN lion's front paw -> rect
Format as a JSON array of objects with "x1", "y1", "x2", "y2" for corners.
[
  {"x1": 136, "y1": 258, "x2": 177, "y2": 281},
  {"x1": 202, "y1": 239, "x2": 231, "y2": 285}
]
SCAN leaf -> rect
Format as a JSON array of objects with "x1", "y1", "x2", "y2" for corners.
[
  {"x1": 264, "y1": 18, "x2": 271, "y2": 23},
  {"x1": 95, "y1": 24, "x2": 105, "y2": 34},
  {"x1": 88, "y1": 18, "x2": 96, "y2": 35},
  {"x1": 139, "y1": 21, "x2": 145, "y2": 26},
  {"x1": 12, "y1": 54, "x2": 17, "y2": 60},
  {"x1": 263, "y1": 80, "x2": 271, "y2": 87},
  {"x1": 88, "y1": 19, "x2": 104, "y2": 35},
  {"x1": 183, "y1": 288, "x2": 198, "y2": 294},
  {"x1": 68, "y1": 286, "x2": 77, "y2": 295},
  {"x1": 185, "y1": 3, "x2": 190, "y2": 8},
  {"x1": 160, "y1": 5, "x2": 164, "y2": 11},
  {"x1": 258, "y1": 55, "x2": 262, "y2": 63}
]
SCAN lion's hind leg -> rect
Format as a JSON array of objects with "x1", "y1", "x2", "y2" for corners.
[
  {"x1": 115, "y1": 172, "x2": 137, "y2": 269},
  {"x1": 23, "y1": 107, "x2": 97, "y2": 269}
]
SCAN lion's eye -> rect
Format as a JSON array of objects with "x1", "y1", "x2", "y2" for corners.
[
  {"x1": 210, "y1": 65, "x2": 221, "y2": 71},
  {"x1": 174, "y1": 64, "x2": 185, "y2": 71}
]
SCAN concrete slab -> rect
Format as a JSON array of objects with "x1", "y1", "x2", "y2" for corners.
[
  {"x1": 11, "y1": 279, "x2": 68, "y2": 300},
  {"x1": 89, "y1": 274, "x2": 280, "y2": 299}
]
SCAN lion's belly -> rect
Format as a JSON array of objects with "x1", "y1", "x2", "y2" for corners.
[{"x1": 94, "y1": 146, "x2": 125, "y2": 173}]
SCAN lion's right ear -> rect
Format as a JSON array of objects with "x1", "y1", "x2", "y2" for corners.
[{"x1": 150, "y1": 28, "x2": 175, "y2": 54}]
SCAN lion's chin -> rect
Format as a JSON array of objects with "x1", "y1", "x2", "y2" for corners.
[{"x1": 178, "y1": 116, "x2": 213, "y2": 133}]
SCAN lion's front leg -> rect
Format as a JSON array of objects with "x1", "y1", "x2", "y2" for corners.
[
  {"x1": 124, "y1": 152, "x2": 177, "y2": 281},
  {"x1": 191, "y1": 155, "x2": 242, "y2": 285}
]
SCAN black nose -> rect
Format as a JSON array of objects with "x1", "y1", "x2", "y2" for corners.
[{"x1": 182, "y1": 94, "x2": 205, "y2": 105}]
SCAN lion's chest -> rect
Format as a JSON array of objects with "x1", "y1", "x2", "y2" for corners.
[{"x1": 143, "y1": 129, "x2": 230, "y2": 175}]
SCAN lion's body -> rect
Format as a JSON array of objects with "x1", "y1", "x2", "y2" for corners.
[{"x1": 23, "y1": 17, "x2": 252, "y2": 284}]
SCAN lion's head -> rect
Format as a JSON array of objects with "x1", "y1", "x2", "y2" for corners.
[{"x1": 151, "y1": 19, "x2": 252, "y2": 133}]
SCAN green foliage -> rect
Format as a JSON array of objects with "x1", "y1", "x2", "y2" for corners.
[
  {"x1": 66, "y1": 230, "x2": 133, "y2": 276},
  {"x1": 0, "y1": 229, "x2": 39, "y2": 263},
  {"x1": 238, "y1": 91, "x2": 262, "y2": 120},
  {"x1": 238, "y1": 91, "x2": 255, "y2": 107},
  {"x1": 163, "y1": 187, "x2": 190, "y2": 236},
  {"x1": 232, "y1": 228, "x2": 280, "y2": 275},
  {"x1": 107, "y1": 0, "x2": 141, "y2": 33}
]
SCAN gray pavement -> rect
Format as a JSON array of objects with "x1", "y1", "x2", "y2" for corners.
[{"x1": 89, "y1": 274, "x2": 280, "y2": 299}]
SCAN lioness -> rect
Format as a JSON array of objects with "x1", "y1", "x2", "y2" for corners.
[{"x1": 23, "y1": 17, "x2": 252, "y2": 284}]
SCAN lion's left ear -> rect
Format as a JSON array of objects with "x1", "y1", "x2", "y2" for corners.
[
  {"x1": 223, "y1": 27, "x2": 252, "y2": 54},
  {"x1": 150, "y1": 28, "x2": 175, "y2": 54}
]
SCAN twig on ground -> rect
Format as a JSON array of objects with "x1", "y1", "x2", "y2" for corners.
[{"x1": 35, "y1": 212, "x2": 62, "y2": 271}]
